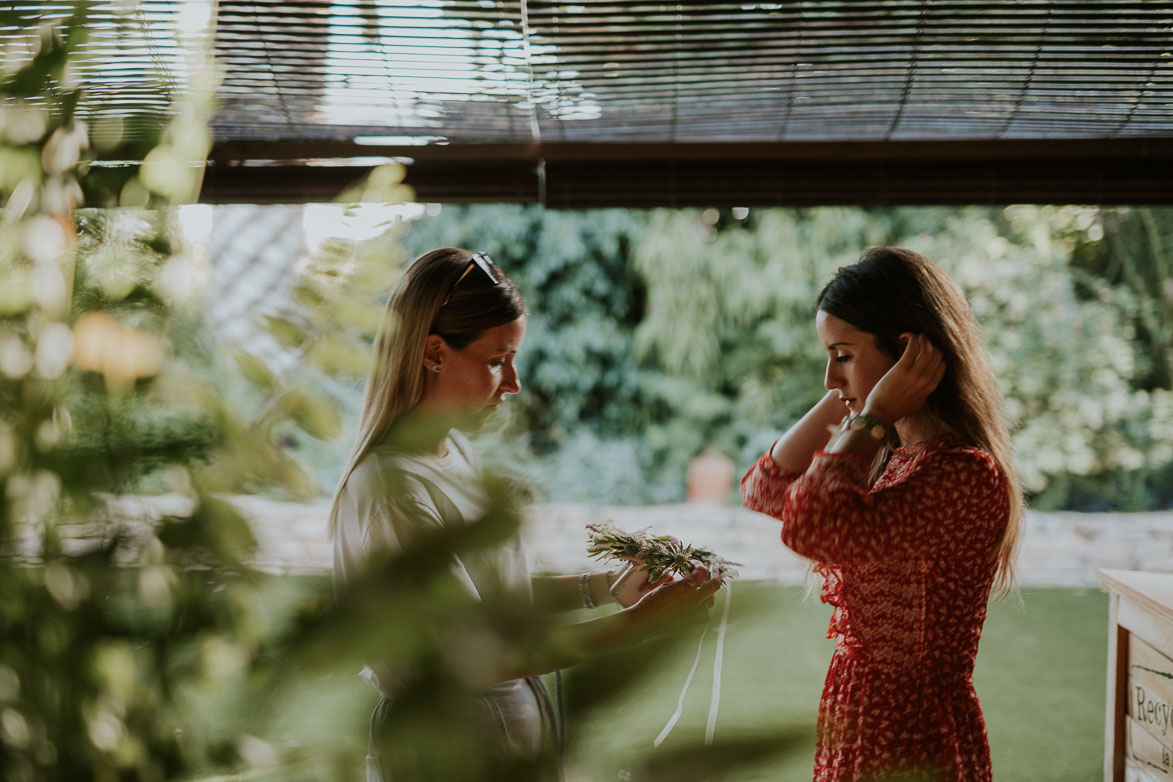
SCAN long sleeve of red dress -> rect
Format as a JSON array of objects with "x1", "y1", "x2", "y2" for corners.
[{"x1": 741, "y1": 435, "x2": 1009, "y2": 782}]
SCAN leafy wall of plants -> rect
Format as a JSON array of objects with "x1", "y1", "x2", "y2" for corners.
[{"x1": 404, "y1": 204, "x2": 1173, "y2": 512}]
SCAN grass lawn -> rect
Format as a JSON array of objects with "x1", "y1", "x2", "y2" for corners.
[
  {"x1": 563, "y1": 583, "x2": 1107, "y2": 782},
  {"x1": 233, "y1": 579, "x2": 1106, "y2": 781}
]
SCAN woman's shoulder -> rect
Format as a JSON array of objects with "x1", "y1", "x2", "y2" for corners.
[
  {"x1": 346, "y1": 448, "x2": 439, "y2": 510},
  {"x1": 905, "y1": 435, "x2": 1004, "y2": 487},
  {"x1": 365, "y1": 431, "x2": 478, "y2": 468}
]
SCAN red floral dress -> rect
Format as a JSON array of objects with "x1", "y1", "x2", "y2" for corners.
[{"x1": 741, "y1": 435, "x2": 1008, "y2": 782}]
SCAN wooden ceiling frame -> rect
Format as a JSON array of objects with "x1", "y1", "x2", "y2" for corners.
[
  {"x1": 201, "y1": 138, "x2": 1173, "y2": 206},
  {"x1": 9, "y1": 1, "x2": 1170, "y2": 207}
]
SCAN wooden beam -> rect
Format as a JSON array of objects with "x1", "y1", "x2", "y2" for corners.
[{"x1": 199, "y1": 139, "x2": 1173, "y2": 206}]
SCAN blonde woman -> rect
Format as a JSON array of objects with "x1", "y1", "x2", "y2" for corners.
[
  {"x1": 741, "y1": 248, "x2": 1022, "y2": 782},
  {"x1": 330, "y1": 248, "x2": 721, "y2": 782}
]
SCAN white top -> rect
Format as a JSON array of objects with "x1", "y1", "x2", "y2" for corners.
[{"x1": 333, "y1": 430, "x2": 533, "y2": 695}]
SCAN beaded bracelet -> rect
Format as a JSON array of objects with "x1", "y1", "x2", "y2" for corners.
[{"x1": 579, "y1": 572, "x2": 596, "y2": 609}]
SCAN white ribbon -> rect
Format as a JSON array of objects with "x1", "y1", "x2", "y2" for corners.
[
  {"x1": 652, "y1": 581, "x2": 733, "y2": 748},
  {"x1": 705, "y1": 579, "x2": 732, "y2": 746}
]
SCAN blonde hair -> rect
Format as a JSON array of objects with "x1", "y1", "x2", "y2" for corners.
[
  {"x1": 817, "y1": 247, "x2": 1024, "y2": 597},
  {"x1": 327, "y1": 248, "x2": 526, "y2": 538}
]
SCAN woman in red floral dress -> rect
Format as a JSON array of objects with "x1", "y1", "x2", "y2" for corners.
[{"x1": 741, "y1": 247, "x2": 1023, "y2": 782}]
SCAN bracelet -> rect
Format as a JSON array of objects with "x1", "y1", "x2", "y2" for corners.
[
  {"x1": 579, "y1": 572, "x2": 597, "y2": 609},
  {"x1": 846, "y1": 413, "x2": 889, "y2": 441}
]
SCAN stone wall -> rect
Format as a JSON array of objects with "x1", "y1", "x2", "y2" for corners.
[
  {"x1": 521, "y1": 503, "x2": 1173, "y2": 587},
  {"x1": 17, "y1": 494, "x2": 1170, "y2": 587}
]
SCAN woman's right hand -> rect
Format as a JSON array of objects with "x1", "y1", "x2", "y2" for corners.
[
  {"x1": 623, "y1": 564, "x2": 723, "y2": 633},
  {"x1": 862, "y1": 333, "x2": 946, "y2": 425}
]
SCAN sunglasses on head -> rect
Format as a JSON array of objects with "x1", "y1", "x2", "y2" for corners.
[{"x1": 440, "y1": 252, "x2": 500, "y2": 309}]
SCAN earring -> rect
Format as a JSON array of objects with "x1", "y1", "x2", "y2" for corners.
[{"x1": 429, "y1": 365, "x2": 440, "y2": 374}]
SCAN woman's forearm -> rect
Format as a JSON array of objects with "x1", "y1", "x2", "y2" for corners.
[
  {"x1": 530, "y1": 572, "x2": 613, "y2": 613},
  {"x1": 822, "y1": 417, "x2": 888, "y2": 464},
  {"x1": 494, "y1": 607, "x2": 653, "y2": 681},
  {"x1": 501, "y1": 567, "x2": 720, "y2": 681},
  {"x1": 770, "y1": 390, "x2": 848, "y2": 473}
]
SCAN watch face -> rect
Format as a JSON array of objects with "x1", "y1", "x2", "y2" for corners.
[{"x1": 848, "y1": 414, "x2": 886, "y2": 439}]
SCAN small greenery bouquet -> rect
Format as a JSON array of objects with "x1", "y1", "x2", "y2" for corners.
[{"x1": 585, "y1": 522, "x2": 741, "y2": 582}]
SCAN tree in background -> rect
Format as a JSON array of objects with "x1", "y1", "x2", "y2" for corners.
[
  {"x1": 405, "y1": 204, "x2": 1173, "y2": 511},
  {"x1": 1066, "y1": 207, "x2": 1173, "y2": 508}
]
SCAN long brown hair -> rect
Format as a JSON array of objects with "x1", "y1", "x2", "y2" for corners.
[
  {"x1": 327, "y1": 247, "x2": 527, "y2": 538},
  {"x1": 816, "y1": 247, "x2": 1023, "y2": 596}
]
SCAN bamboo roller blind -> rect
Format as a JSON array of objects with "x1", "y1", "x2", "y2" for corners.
[
  {"x1": 4, "y1": 1, "x2": 1173, "y2": 205},
  {"x1": 3, "y1": 1, "x2": 1172, "y2": 144}
]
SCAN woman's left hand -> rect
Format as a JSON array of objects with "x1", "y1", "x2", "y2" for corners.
[{"x1": 863, "y1": 333, "x2": 946, "y2": 424}]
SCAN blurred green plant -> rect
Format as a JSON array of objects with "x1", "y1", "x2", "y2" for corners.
[
  {"x1": 1, "y1": 6, "x2": 802, "y2": 781},
  {"x1": 0, "y1": 4, "x2": 414, "y2": 780},
  {"x1": 0, "y1": 5, "x2": 293, "y2": 779},
  {"x1": 207, "y1": 201, "x2": 410, "y2": 499}
]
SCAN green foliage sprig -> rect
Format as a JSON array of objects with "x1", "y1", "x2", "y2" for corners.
[{"x1": 585, "y1": 522, "x2": 740, "y2": 582}]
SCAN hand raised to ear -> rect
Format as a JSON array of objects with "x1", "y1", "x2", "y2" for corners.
[{"x1": 862, "y1": 333, "x2": 946, "y2": 425}]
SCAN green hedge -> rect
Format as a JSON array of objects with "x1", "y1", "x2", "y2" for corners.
[{"x1": 403, "y1": 204, "x2": 1173, "y2": 511}]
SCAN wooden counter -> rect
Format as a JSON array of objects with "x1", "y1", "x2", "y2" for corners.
[{"x1": 1098, "y1": 569, "x2": 1173, "y2": 782}]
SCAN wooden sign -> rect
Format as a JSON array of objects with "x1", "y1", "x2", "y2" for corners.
[
  {"x1": 1100, "y1": 569, "x2": 1173, "y2": 782},
  {"x1": 1126, "y1": 761, "x2": 1167, "y2": 782},
  {"x1": 1127, "y1": 637, "x2": 1173, "y2": 777}
]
